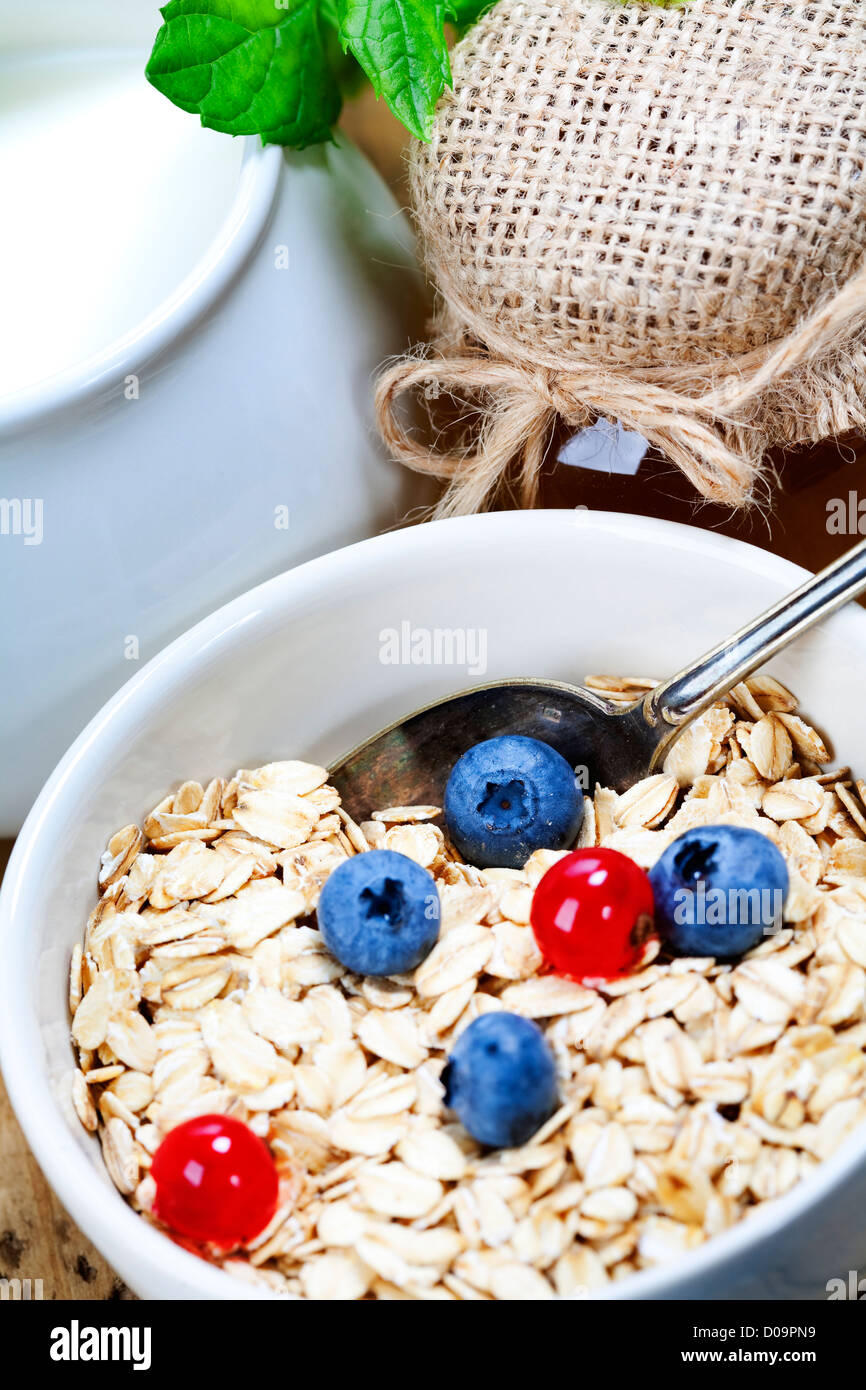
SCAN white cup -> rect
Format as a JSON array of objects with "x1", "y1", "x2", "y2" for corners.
[{"x1": 0, "y1": 0, "x2": 430, "y2": 831}]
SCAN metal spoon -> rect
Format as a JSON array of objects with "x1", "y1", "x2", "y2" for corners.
[{"x1": 330, "y1": 537, "x2": 866, "y2": 820}]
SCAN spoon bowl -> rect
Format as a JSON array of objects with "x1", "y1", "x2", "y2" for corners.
[
  {"x1": 330, "y1": 678, "x2": 654, "y2": 817},
  {"x1": 331, "y1": 536, "x2": 866, "y2": 820}
]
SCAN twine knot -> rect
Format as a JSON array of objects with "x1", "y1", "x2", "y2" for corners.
[{"x1": 376, "y1": 261, "x2": 866, "y2": 517}]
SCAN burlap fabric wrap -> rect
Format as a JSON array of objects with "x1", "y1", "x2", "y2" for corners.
[{"x1": 377, "y1": 0, "x2": 866, "y2": 514}]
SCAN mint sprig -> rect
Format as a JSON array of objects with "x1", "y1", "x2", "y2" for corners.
[
  {"x1": 146, "y1": 0, "x2": 686, "y2": 151},
  {"x1": 146, "y1": 0, "x2": 342, "y2": 148},
  {"x1": 338, "y1": 0, "x2": 452, "y2": 142}
]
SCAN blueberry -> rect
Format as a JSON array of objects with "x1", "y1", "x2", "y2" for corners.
[
  {"x1": 444, "y1": 735, "x2": 584, "y2": 869},
  {"x1": 649, "y1": 824, "x2": 789, "y2": 958},
  {"x1": 442, "y1": 1013, "x2": 558, "y2": 1148},
  {"x1": 316, "y1": 849, "x2": 440, "y2": 976}
]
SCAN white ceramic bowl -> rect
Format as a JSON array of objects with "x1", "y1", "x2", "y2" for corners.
[
  {"x1": 0, "y1": 0, "x2": 429, "y2": 832},
  {"x1": 3, "y1": 510, "x2": 866, "y2": 1300}
]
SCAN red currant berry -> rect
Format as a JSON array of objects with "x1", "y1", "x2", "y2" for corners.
[
  {"x1": 531, "y1": 848, "x2": 656, "y2": 986},
  {"x1": 151, "y1": 1115, "x2": 278, "y2": 1249}
]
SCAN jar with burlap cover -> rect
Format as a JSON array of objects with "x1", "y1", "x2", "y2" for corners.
[{"x1": 377, "y1": 0, "x2": 866, "y2": 514}]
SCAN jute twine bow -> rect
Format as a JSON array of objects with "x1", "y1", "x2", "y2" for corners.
[{"x1": 377, "y1": 261, "x2": 866, "y2": 517}]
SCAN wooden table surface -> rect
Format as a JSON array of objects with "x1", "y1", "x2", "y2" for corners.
[{"x1": 2, "y1": 88, "x2": 864, "y2": 1301}]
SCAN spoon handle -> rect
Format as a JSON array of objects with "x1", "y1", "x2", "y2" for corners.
[{"x1": 648, "y1": 537, "x2": 866, "y2": 728}]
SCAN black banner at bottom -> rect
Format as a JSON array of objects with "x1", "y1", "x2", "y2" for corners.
[{"x1": 0, "y1": 1296, "x2": 860, "y2": 1375}]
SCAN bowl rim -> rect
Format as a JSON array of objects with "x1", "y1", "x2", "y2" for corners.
[
  {"x1": 0, "y1": 80, "x2": 282, "y2": 436},
  {"x1": 4, "y1": 507, "x2": 866, "y2": 1299}
]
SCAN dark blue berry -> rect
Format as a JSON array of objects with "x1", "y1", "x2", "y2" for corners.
[
  {"x1": 442, "y1": 1012, "x2": 558, "y2": 1148},
  {"x1": 317, "y1": 849, "x2": 440, "y2": 976},
  {"x1": 444, "y1": 735, "x2": 584, "y2": 869},
  {"x1": 649, "y1": 824, "x2": 789, "y2": 958}
]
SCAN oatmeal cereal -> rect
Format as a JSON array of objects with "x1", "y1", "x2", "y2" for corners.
[{"x1": 69, "y1": 679, "x2": 866, "y2": 1299}]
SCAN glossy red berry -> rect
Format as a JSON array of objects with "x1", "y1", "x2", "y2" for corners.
[
  {"x1": 151, "y1": 1115, "x2": 278, "y2": 1249},
  {"x1": 531, "y1": 848, "x2": 657, "y2": 986}
]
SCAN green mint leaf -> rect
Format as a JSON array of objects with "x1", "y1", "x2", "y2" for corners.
[
  {"x1": 319, "y1": 0, "x2": 366, "y2": 96},
  {"x1": 448, "y1": 0, "x2": 494, "y2": 35},
  {"x1": 145, "y1": 0, "x2": 342, "y2": 148},
  {"x1": 338, "y1": 0, "x2": 452, "y2": 142}
]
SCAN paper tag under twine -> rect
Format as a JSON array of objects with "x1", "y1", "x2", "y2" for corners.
[
  {"x1": 376, "y1": 0, "x2": 866, "y2": 517},
  {"x1": 559, "y1": 420, "x2": 649, "y2": 477}
]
